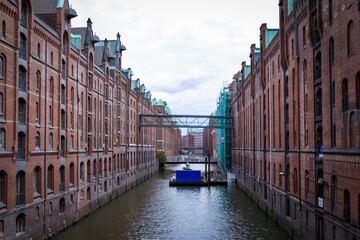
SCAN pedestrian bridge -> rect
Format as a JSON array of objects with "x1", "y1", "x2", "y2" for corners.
[{"x1": 166, "y1": 154, "x2": 217, "y2": 164}]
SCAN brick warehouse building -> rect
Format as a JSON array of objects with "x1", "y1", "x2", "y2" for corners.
[
  {"x1": 0, "y1": 0, "x2": 181, "y2": 239},
  {"x1": 230, "y1": 0, "x2": 360, "y2": 239}
]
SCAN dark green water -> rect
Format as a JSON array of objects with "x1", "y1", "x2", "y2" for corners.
[{"x1": 54, "y1": 164, "x2": 287, "y2": 240}]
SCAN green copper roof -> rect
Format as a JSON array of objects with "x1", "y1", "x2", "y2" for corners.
[
  {"x1": 151, "y1": 98, "x2": 157, "y2": 106},
  {"x1": 71, "y1": 33, "x2": 81, "y2": 50},
  {"x1": 288, "y1": 0, "x2": 293, "y2": 15},
  {"x1": 57, "y1": 0, "x2": 65, "y2": 8},
  {"x1": 254, "y1": 48, "x2": 260, "y2": 54},
  {"x1": 131, "y1": 79, "x2": 140, "y2": 91},
  {"x1": 140, "y1": 84, "x2": 147, "y2": 93},
  {"x1": 121, "y1": 68, "x2": 134, "y2": 77},
  {"x1": 165, "y1": 105, "x2": 172, "y2": 114},
  {"x1": 157, "y1": 99, "x2": 165, "y2": 106},
  {"x1": 145, "y1": 91, "x2": 152, "y2": 99},
  {"x1": 265, "y1": 29, "x2": 278, "y2": 48},
  {"x1": 245, "y1": 65, "x2": 251, "y2": 79}
]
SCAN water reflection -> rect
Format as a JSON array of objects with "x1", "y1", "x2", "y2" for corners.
[{"x1": 54, "y1": 164, "x2": 287, "y2": 240}]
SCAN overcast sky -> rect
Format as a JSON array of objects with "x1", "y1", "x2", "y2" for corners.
[{"x1": 70, "y1": 0, "x2": 279, "y2": 115}]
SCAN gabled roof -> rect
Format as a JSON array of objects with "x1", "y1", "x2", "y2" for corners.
[
  {"x1": 244, "y1": 65, "x2": 251, "y2": 79},
  {"x1": 35, "y1": 0, "x2": 58, "y2": 14},
  {"x1": 131, "y1": 79, "x2": 140, "y2": 91},
  {"x1": 265, "y1": 29, "x2": 279, "y2": 48},
  {"x1": 71, "y1": 33, "x2": 81, "y2": 50}
]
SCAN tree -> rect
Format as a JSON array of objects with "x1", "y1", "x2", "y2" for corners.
[{"x1": 157, "y1": 150, "x2": 167, "y2": 164}]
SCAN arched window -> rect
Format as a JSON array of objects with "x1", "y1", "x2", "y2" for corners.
[
  {"x1": 99, "y1": 159, "x2": 102, "y2": 178},
  {"x1": 59, "y1": 166, "x2": 65, "y2": 192},
  {"x1": 61, "y1": 60, "x2": 66, "y2": 79},
  {"x1": 342, "y1": 79, "x2": 348, "y2": 112},
  {"x1": 60, "y1": 136, "x2": 65, "y2": 157},
  {"x1": 17, "y1": 132, "x2": 25, "y2": 160},
  {"x1": 16, "y1": 213, "x2": 26, "y2": 233},
  {"x1": 305, "y1": 170, "x2": 309, "y2": 199},
  {"x1": 0, "y1": 171, "x2": 7, "y2": 205},
  {"x1": 93, "y1": 160, "x2": 97, "y2": 179},
  {"x1": 69, "y1": 162, "x2": 74, "y2": 186},
  {"x1": 59, "y1": 198, "x2": 65, "y2": 213},
  {"x1": 80, "y1": 162, "x2": 84, "y2": 182},
  {"x1": 1, "y1": 20, "x2": 6, "y2": 39},
  {"x1": 19, "y1": 66, "x2": 26, "y2": 90},
  {"x1": 47, "y1": 165, "x2": 54, "y2": 192},
  {"x1": 35, "y1": 131, "x2": 40, "y2": 150},
  {"x1": 61, "y1": 110, "x2": 65, "y2": 129},
  {"x1": 356, "y1": 72, "x2": 360, "y2": 109},
  {"x1": 37, "y1": 43, "x2": 40, "y2": 58},
  {"x1": 36, "y1": 71, "x2": 40, "y2": 90},
  {"x1": 49, "y1": 77, "x2": 53, "y2": 96},
  {"x1": 20, "y1": 0, "x2": 27, "y2": 27},
  {"x1": 315, "y1": 89, "x2": 322, "y2": 117},
  {"x1": 87, "y1": 160, "x2": 91, "y2": 183},
  {"x1": 50, "y1": 52, "x2": 53, "y2": 65},
  {"x1": 0, "y1": 93, "x2": 3, "y2": 114},
  {"x1": 0, "y1": 56, "x2": 3, "y2": 78},
  {"x1": 347, "y1": 21, "x2": 354, "y2": 55},
  {"x1": 18, "y1": 98, "x2": 26, "y2": 124},
  {"x1": 49, "y1": 133, "x2": 53, "y2": 150},
  {"x1": 16, "y1": 171, "x2": 25, "y2": 205},
  {"x1": 19, "y1": 34, "x2": 26, "y2": 59},
  {"x1": 329, "y1": 37, "x2": 334, "y2": 66},
  {"x1": 315, "y1": 53, "x2": 322, "y2": 80},
  {"x1": 61, "y1": 85, "x2": 66, "y2": 104},
  {"x1": 344, "y1": 190, "x2": 350, "y2": 222},
  {"x1": 33, "y1": 167, "x2": 41, "y2": 196},
  {"x1": 331, "y1": 175, "x2": 337, "y2": 212}
]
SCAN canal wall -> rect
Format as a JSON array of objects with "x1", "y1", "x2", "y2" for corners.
[
  {"x1": 234, "y1": 167, "x2": 360, "y2": 240},
  {"x1": 26, "y1": 165, "x2": 159, "y2": 240}
]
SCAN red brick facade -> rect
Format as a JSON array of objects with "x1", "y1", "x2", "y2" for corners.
[
  {"x1": 0, "y1": 0, "x2": 180, "y2": 239},
  {"x1": 231, "y1": 1, "x2": 360, "y2": 239}
]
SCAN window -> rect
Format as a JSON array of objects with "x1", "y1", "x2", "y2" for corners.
[
  {"x1": 70, "y1": 135, "x2": 73, "y2": 149},
  {"x1": 93, "y1": 160, "x2": 97, "y2": 179},
  {"x1": 350, "y1": 112, "x2": 356, "y2": 148},
  {"x1": 20, "y1": 0, "x2": 27, "y2": 27},
  {"x1": 49, "y1": 77, "x2": 53, "y2": 96},
  {"x1": 344, "y1": 190, "x2": 350, "y2": 222},
  {"x1": 35, "y1": 132, "x2": 40, "y2": 150},
  {"x1": 332, "y1": 124, "x2": 336, "y2": 148},
  {"x1": 70, "y1": 87, "x2": 74, "y2": 104},
  {"x1": 16, "y1": 171, "x2": 25, "y2": 205},
  {"x1": 50, "y1": 52, "x2": 53, "y2": 65},
  {"x1": 342, "y1": 79, "x2": 348, "y2": 112},
  {"x1": 87, "y1": 161, "x2": 91, "y2": 183},
  {"x1": 69, "y1": 163, "x2": 74, "y2": 186},
  {"x1": 36, "y1": 71, "x2": 40, "y2": 90},
  {"x1": 35, "y1": 102, "x2": 39, "y2": 121},
  {"x1": 316, "y1": 126, "x2": 323, "y2": 156},
  {"x1": 347, "y1": 21, "x2": 354, "y2": 56},
  {"x1": 19, "y1": 67, "x2": 26, "y2": 90},
  {"x1": 329, "y1": 37, "x2": 334, "y2": 66},
  {"x1": 33, "y1": 167, "x2": 41, "y2": 196},
  {"x1": 16, "y1": 213, "x2": 26, "y2": 233},
  {"x1": 61, "y1": 60, "x2": 66, "y2": 79},
  {"x1": 47, "y1": 165, "x2": 54, "y2": 192},
  {"x1": 18, "y1": 98, "x2": 26, "y2": 124},
  {"x1": 0, "y1": 171, "x2": 7, "y2": 205},
  {"x1": 37, "y1": 43, "x2": 41, "y2": 58},
  {"x1": 59, "y1": 166, "x2": 65, "y2": 192},
  {"x1": 356, "y1": 72, "x2": 360, "y2": 109},
  {"x1": 331, "y1": 175, "x2": 337, "y2": 213},
  {"x1": 293, "y1": 168, "x2": 298, "y2": 195},
  {"x1": 71, "y1": 65, "x2": 74, "y2": 76},
  {"x1": 59, "y1": 198, "x2": 65, "y2": 213},
  {"x1": 80, "y1": 162, "x2": 84, "y2": 182},
  {"x1": 0, "y1": 129, "x2": 4, "y2": 150},
  {"x1": 0, "y1": 93, "x2": 3, "y2": 114},
  {"x1": 99, "y1": 159, "x2": 102, "y2": 178},
  {"x1": 329, "y1": 0, "x2": 333, "y2": 23},
  {"x1": 315, "y1": 53, "x2": 322, "y2": 80},
  {"x1": 49, "y1": 133, "x2": 53, "y2": 150},
  {"x1": 1, "y1": 20, "x2": 6, "y2": 39},
  {"x1": 49, "y1": 106, "x2": 52, "y2": 123},
  {"x1": 104, "y1": 158, "x2": 107, "y2": 177},
  {"x1": 61, "y1": 110, "x2": 65, "y2": 129},
  {"x1": 305, "y1": 170, "x2": 309, "y2": 199},
  {"x1": 17, "y1": 132, "x2": 25, "y2": 160},
  {"x1": 315, "y1": 89, "x2": 322, "y2": 117},
  {"x1": 61, "y1": 85, "x2": 65, "y2": 104},
  {"x1": 19, "y1": 34, "x2": 26, "y2": 59},
  {"x1": 60, "y1": 136, "x2": 65, "y2": 157},
  {"x1": 303, "y1": 26, "x2": 306, "y2": 47},
  {"x1": 0, "y1": 56, "x2": 3, "y2": 78}
]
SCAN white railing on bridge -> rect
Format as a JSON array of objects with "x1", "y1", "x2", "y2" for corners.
[{"x1": 166, "y1": 154, "x2": 217, "y2": 163}]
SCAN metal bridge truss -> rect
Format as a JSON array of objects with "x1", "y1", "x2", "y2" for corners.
[{"x1": 139, "y1": 114, "x2": 233, "y2": 129}]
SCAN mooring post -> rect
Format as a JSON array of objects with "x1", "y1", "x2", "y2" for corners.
[{"x1": 208, "y1": 153, "x2": 211, "y2": 182}]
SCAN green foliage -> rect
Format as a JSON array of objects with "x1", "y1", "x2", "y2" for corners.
[{"x1": 156, "y1": 150, "x2": 167, "y2": 164}]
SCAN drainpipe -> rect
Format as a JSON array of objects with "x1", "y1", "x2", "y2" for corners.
[
  {"x1": 295, "y1": 20, "x2": 302, "y2": 237},
  {"x1": 76, "y1": 57, "x2": 79, "y2": 216},
  {"x1": 43, "y1": 36, "x2": 48, "y2": 239},
  {"x1": 269, "y1": 58, "x2": 272, "y2": 191}
]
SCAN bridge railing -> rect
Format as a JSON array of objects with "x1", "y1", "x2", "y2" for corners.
[{"x1": 166, "y1": 155, "x2": 217, "y2": 163}]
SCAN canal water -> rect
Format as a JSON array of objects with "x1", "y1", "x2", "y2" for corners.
[{"x1": 54, "y1": 164, "x2": 288, "y2": 240}]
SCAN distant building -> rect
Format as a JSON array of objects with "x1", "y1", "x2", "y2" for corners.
[{"x1": 193, "y1": 129, "x2": 203, "y2": 154}]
